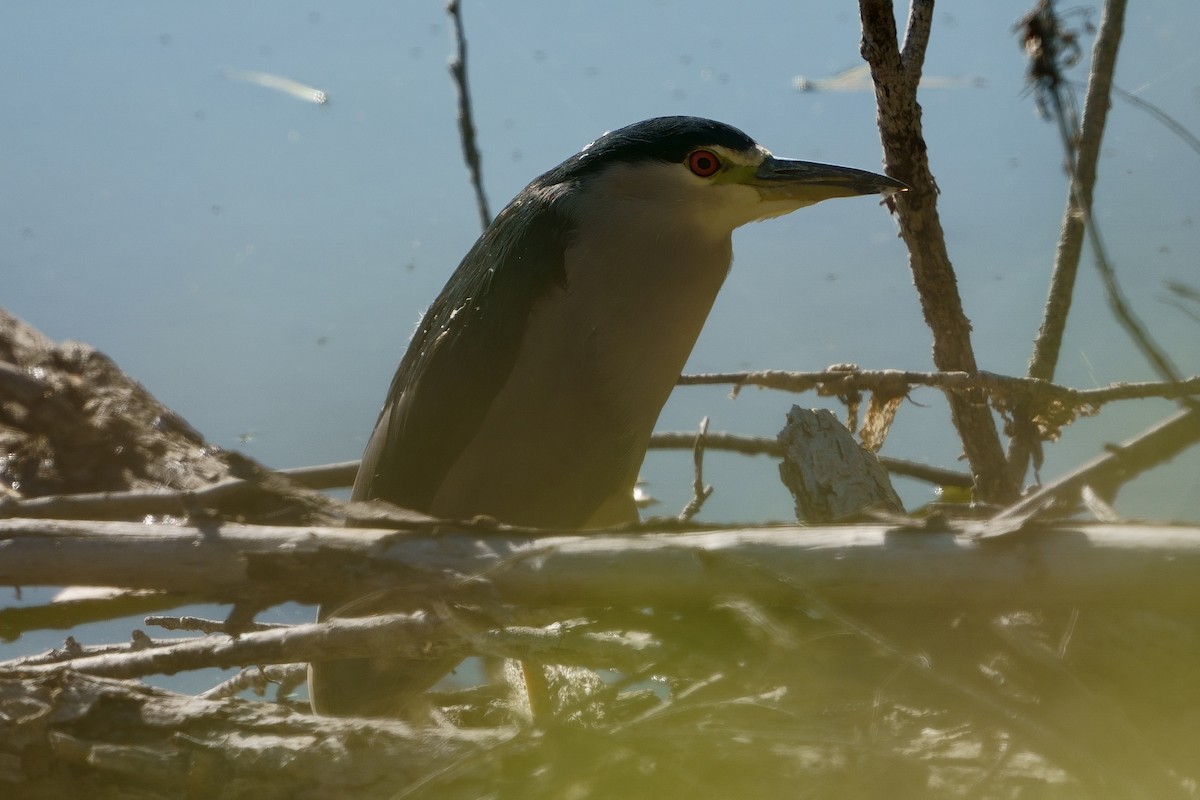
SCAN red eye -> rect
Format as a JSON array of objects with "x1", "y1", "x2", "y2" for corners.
[{"x1": 687, "y1": 149, "x2": 721, "y2": 177}]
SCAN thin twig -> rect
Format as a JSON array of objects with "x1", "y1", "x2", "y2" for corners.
[
  {"x1": 0, "y1": 457, "x2": 430, "y2": 528},
  {"x1": 8, "y1": 612, "x2": 468, "y2": 680},
  {"x1": 3, "y1": 637, "x2": 133, "y2": 669},
  {"x1": 680, "y1": 368, "x2": 1200, "y2": 407},
  {"x1": 1084, "y1": 203, "x2": 1186, "y2": 386},
  {"x1": 1052, "y1": 0, "x2": 1186, "y2": 389},
  {"x1": 650, "y1": 432, "x2": 973, "y2": 488},
  {"x1": 1162, "y1": 301, "x2": 1200, "y2": 326},
  {"x1": 446, "y1": 0, "x2": 491, "y2": 230},
  {"x1": 199, "y1": 663, "x2": 308, "y2": 700},
  {"x1": 1010, "y1": 0, "x2": 1122, "y2": 482},
  {"x1": 1104, "y1": 82, "x2": 1200, "y2": 158},
  {"x1": 1, "y1": 630, "x2": 206, "y2": 670},
  {"x1": 9, "y1": 611, "x2": 664, "y2": 683},
  {"x1": 678, "y1": 417, "x2": 714, "y2": 522},
  {"x1": 981, "y1": 406, "x2": 1200, "y2": 533},
  {"x1": 144, "y1": 615, "x2": 290, "y2": 635},
  {"x1": 1013, "y1": 0, "x2": 1188, "y2": 470},
  {"x1": 651, "y1": 430, "x2": 781, "y2": 458},
  {"x1": 272, "y1": 460, "x2": 359, "y2": 489}
]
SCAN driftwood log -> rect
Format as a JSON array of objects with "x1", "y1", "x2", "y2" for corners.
[{"x1": 2, "y1": 518, "x2": 1200, "y2": 612}]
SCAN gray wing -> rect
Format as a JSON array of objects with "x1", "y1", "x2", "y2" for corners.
[{"x1": 352, "y1": 193, "x2": 571, "y2": 513}]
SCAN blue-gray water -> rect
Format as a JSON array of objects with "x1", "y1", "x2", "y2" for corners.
[{"x1": 2, "y1": 1, "x2": 1198, "y2": 690}]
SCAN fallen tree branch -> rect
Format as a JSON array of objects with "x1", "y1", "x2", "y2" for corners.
[
  {"x1": 3, "y1": 518, "x2": 1199, "y2": 612},
  {"x1": 980, "y1": 406, "x2": 1200, "y2": 536}
]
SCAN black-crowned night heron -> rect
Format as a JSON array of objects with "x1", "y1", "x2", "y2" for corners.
[{"x1": 310, "y1": 116, "x2": 904, "y2": 717}]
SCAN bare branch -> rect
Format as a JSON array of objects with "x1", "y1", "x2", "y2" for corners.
[
  {"x1": 446, "y1": 0, "x2": 491, "y2": 230},
  {"x1": 982, "y1": 406, "x2": 1200, "y2": 535},
  {"x1": 1017, "y1": 0, "x2": 1119, "y2": 389},
  {"x1": 9, "y1": 611, "x2": 466, "y2": 680},
  {"x1": 681, "y1": 368, "x2": 1200, "y2": 408},
  {"x1": 858, "y1": 0, "x2": 1017, "y2": 503},
  {"x1": 4, "y1": 518, "x2": 1200, "y2": 612},
  {"x1": 8, "y1": 609, "x2": 665, "y2": 682},
  {"x1": 1013, "y1": 0, "x2": 1189, "y2": 487},
  {"x1": 649, "y1": 430, "x2": 974, "y2": 489},
  {"x1": 0, "y1": 457, "x2": 431, "y2": 528},
  {"x1": 199, "y1": 663, "x2": 307, "y2": 701},
  {"x1": 677, "y1": 417, "x2": 714, "y2": 522},
  {"x1": 1105, "y1": 82, "x2": 1200, "y2": 158},
  {"x1": 144, "y1": 615, "x2": 290, "y2": 635},
  {"x1": 650, "y1": 430, "x2": 780, "y2": 457}
]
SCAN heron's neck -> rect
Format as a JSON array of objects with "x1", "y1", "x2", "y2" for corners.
[{"x1": 562, "y1": 208, "x2": 734, "y2": 428}]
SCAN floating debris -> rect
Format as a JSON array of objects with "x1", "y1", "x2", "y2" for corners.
[
  {"x1": 792, "y1": 64, "x2": 984, "y2": 93},
  {"x1": 222, "y1": 68, "x2": 328, "y2": 105}
]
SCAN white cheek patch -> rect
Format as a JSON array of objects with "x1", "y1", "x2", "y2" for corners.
[
  {"x1": 708, "y1": 144, "x2": 771, "y2": 169},
  {"x1": 583, "y1": 156, "x2": 797, "y2": 232}
]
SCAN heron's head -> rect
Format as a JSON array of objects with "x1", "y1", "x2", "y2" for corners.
[{"x1": 536, "y1": 116, "x2": 905, "y2": 234}]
